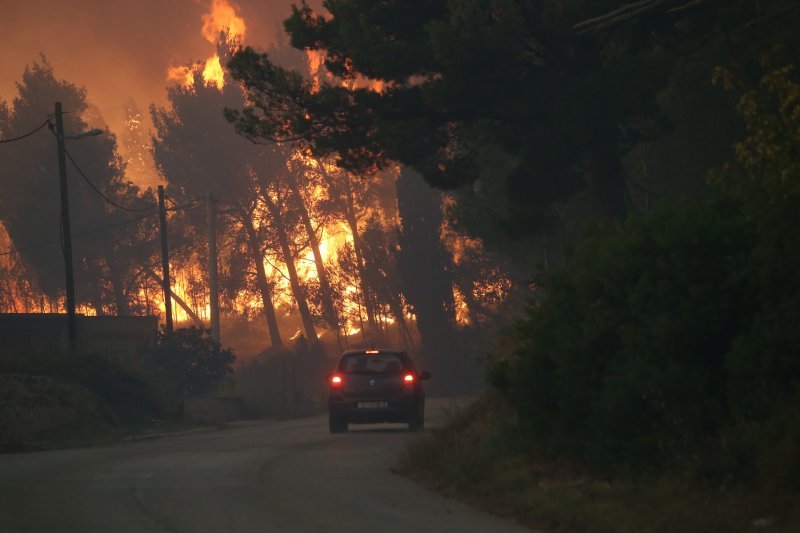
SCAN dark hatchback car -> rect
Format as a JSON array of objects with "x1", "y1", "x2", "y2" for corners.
[{"x1": 326, "y1": 349, "x2": 431, "y2": 433}]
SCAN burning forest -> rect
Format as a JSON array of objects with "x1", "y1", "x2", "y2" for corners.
[
  {"x1": 0, "y1": 0, "x2": 517, "y2": 383},
  {"x1": 3, "y1": 1, "x2": 800, "y2": 529}
]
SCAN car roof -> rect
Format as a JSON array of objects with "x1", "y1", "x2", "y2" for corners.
[{"x1": 341, "y1": 349, "x2": 407, "y2": 356}]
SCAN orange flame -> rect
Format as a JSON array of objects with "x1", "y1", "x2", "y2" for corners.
[
  {"x1": 306, "y1": 50, "x2": 325, "y2": 93},
  {"x1": 202, "y1": 55, "x2": 226, "y2": 89},
  {"x1": 202, "y1": 0, "x2": 246, "y2": 44},
  {"x1": 167, "y1": 65, "x2": 195, "y2": 87},
  {"x1": 305, "y1": 49, "x2": 385, "y2": 94},
  {"x1": 167, "y1": 0, "x2": 246, "y2": 90}
]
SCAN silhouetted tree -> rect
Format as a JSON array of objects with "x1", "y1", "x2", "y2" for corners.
[{"x1": 0, "y1": 57, "x2": 154, "y2": 315}]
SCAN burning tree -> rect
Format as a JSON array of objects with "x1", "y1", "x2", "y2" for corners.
[
  {"x1": 222, "y1": 31, "x2": 513, "y2": 362},
  {"x1": 152, "y1": 58, "x2": 287, "y2": 347},
  {"x1": 154, "y1": 0, "x2": 427, "y2": 349}
]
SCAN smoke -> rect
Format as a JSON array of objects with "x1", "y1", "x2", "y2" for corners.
[{"x1": 0, "y1": 0, "x2": 304, "y2": 185}]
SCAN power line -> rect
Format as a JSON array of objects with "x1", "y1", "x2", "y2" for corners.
[
  {"x1": 63, "y1": 148, "x2": 155, "y2": 213},
  {"x1": 0, "y1": 211, "x2": 159, "y2": 257},
  {"x1": 45, "y1": 122, "x2": 155, "y2": 213},
  {"x1": 166, "y1": 199, "x2": 201, "y2": 211},
  {"x1": 164, "y1": 193, "x2": 204, "y2": 212},
  {"x1": 0, "y1": 120, "x2": 50, "y2": 144}
]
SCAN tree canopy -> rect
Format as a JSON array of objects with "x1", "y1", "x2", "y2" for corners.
[{"x1": 226, "y1": 0, "x2": 800, "y2": 235}]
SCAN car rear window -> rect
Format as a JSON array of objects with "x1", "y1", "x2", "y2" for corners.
[{"x1": 339, "y1": 354, "x2": 406, "y2": 375}]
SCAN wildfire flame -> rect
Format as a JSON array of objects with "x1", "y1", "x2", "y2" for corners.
[
  {"x1": 167, "y1": 0, "x2": 246, "y2": 90},
  {"x1": 202, "y1": 0, "x2": 246, "y2": 44},
  {"x1": 305, "y1": 49, "x2": 385, "y2": 94},
  {"x1": 307, "y1": 50, "x2": 325, "y2": 93},
  {"x1": 155, "y1": 0, "x2": 501, "y2": 345}
]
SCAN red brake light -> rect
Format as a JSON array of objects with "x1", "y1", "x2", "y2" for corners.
[
  {"x1": 331, "y1": 375, "x2": 343, "y2": 386},
  {"x1": 403, "y1": 374, "x2": 414, "y2": 383}
]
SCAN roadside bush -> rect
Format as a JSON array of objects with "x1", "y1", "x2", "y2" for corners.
[
  {"x1": 490, "y1": 62, "x2": 800, "y2": 484},
  {"x1": 148, "y1": 327, "x2": 236, "y2": 398},
  {"x1": 0, "y1": 351, "x2": 177, "y2": 423},
  {"x1": 492, "y1": 200, "x2": 756, "y2": 472},
  {"x1": 491, "y1": 194, "x2": 800, "y2": 479}
]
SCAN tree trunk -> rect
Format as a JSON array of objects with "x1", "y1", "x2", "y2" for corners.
[
  {"x1": 85, "y1": 259, "x2": 105, "y2": 316},
  {"x1": 396, "y1": 167, "x2": 456, "y2": 357},
  {"x1": 314, "y1": 162, "x2": 382, "y2": 341},
  {"x1": 241, "y1": 213, "x2": 283, "y2": 347},
  {"x1": 342, "y1": 172, "x2": 381, "y2": 342},
  {"x1": 582, "y1": 83, "x2": 629, "y2": 220},
  {"x1": 286, "y1": 174, "x2": 339, "y2": 331},
  {"x1": 261, "y1": 193, "x2": 318, "y2": 343},
  {"x1": 91, "y1": 287, "x2": 104, "y2": 316},
  {"x1": 590, "y1": 135, "x2": 629, "y2": 220},
  {"x1": 388, "y1": 294, "x2": 415, "y2": 349},
  {"x1": 104, "y1": 245, "x2": 130, "y2": 316}
]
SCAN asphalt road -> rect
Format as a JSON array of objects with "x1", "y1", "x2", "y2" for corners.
[{"x1": 0, "y1": 399, "x2": 531, "y2": 532}]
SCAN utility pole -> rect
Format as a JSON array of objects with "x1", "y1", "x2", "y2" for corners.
[
  {"x1": 158, "y1": 185, "x2": 173, "y2": 335},
  {"x1": 207, "y1": 193, "x2": 220, "y2": 344},
  {"x1": 55, "y1": 102, "x2": 78, "y2": 351}
]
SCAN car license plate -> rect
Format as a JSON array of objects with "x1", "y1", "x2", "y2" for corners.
[{"x1": 357, "y1": 401, "x2": 388, "y2": 408}]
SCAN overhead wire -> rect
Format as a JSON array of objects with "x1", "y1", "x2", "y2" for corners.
[
  {"x1": 165, "y1": 194, "x2": 179, "y2": 208},
  {"x1": 167, "y1": 200, "x2": 200, "y2": 211},
  {"x1": 63, "y1": 148, "x2": 156, "y2": 213},
  {"x1": 1, "y1": 199, "x2": 199, "y2": 257},
  {"x1": 45, "y1": 120, "x2": 155, "y2": 213},
  {"x1": 3, "y1": 117, "x2": 200, "y2": 258},
  {"x1": 0, "y1": 211, "x2": 161, "y2": 257},
  {"x1": 0, "y1": 120, "x2": 50, "y2": 144}
]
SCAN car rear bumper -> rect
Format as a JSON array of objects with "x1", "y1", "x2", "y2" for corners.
[{"x1": 329, "y1": 397, "x2": 421, "y2": 424}]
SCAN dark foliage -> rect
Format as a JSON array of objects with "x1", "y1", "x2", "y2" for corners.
[
  {"x1": 0, "y1": 352, "x2": 174, "y2": 423},
  {"x1": 149, "y1": 327, "x2": 236, "y2": 398},
  {"x1": 490, "y1": 62, "x2": 800, "y2": 483},
  {"x1": 227, "y1": 0, "x2": 800, "y2": 236},
  {"x1": 491, "y1": 200, "x2": 753, "y2": 470},
  {"x1": 492, "y1": 192, "x2": 799, "y2": 481}
]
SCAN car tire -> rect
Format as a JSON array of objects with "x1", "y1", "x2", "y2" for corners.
[
  {"x1": 408, "y1": 415, "x2": 424, "y2": 432},
  {"x1": 329, "y1": 412, "x2": 348, "y2": 433}
]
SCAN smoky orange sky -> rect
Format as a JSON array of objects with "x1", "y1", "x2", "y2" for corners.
[{"x1": 1, "y1": 0, "x2": 312, "y2": 184}]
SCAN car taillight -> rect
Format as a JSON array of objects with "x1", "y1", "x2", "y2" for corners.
[
  {"x1": 403, "y1": 374, "x2": 415, "y2": 384},
  {"x1": 331, "y1": 375, "x2": 343, "y2": 386}
]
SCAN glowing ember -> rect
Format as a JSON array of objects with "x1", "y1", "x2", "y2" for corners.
[{"x1": 453, "y1": 284, "x2": 471, "y2": 326}]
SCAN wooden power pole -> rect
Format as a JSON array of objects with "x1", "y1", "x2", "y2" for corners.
[
  {"x1": 55, "y1": 102, "x2": 78, "y2": 350},
  {"x1": 207, "y1": 193, "x2": 220, "y2": 344},
  {"x1": 158, "y1": 185, "x2": 173, "y2": 334}
]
